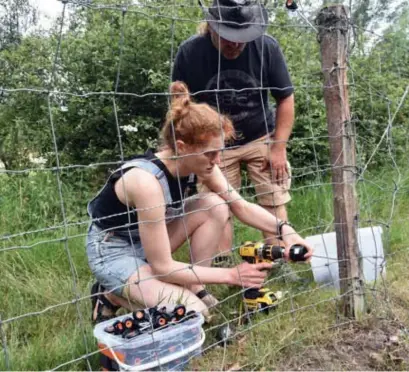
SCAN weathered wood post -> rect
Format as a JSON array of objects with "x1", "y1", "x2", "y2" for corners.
[{"x1": 316, "y1": 5, "x2": 365, "y2": 318}]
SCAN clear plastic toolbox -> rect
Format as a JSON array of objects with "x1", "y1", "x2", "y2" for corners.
[{"x1": 93, "y1": 306, "x2": 205, "y2": 371}]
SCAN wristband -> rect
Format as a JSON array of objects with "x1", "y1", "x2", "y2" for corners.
[
  {"x1": 195, "y1": 289, "x2": 209, "y2": 300},
  {"x1": 277, "y1": 221, "x2": 292, "y2": 240}
]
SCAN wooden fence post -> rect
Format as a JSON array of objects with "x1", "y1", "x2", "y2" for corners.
[{"x1": 316, "y1": 5, "x2": 365, "y2": 318}]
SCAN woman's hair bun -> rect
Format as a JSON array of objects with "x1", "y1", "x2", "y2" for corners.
[
  {"x1": 169, "y1": 81, "x2": 190, "y2": 121},
  {"x1": 170, "y1": 81, "x2": 189, "y2": 97},
  {"x1": 161, "y1": 81, "x2": 235, "y2": 151}
]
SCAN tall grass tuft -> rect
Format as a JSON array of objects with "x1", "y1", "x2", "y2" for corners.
[{"x1": 1, "y1": 166, "x2": 408, "y2": 370}]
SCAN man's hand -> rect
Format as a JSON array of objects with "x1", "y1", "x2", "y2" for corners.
[{"x1": 261, "y1": 144, "x2": 289, "y2": 186}]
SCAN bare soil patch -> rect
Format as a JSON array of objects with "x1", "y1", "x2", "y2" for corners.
[{"x1": 278, "y1": 318, "x2": 409, "y2": 371}]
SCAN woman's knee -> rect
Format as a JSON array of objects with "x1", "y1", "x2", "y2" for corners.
[
  {"x1": 201, "y1": 193, "x2": 230, "y2": 224},
  {"x1": 124, "y1": 267, "x2": 209, "y2": 312}
]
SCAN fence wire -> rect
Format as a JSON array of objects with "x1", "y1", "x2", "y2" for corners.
[{"x1": 0, "y1": 0, "x2": 408, "y2": 371}]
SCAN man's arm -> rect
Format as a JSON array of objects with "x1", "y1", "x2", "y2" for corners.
[
  {"x1": 274, "y1": 94, "x2": 294, "y2": 146},
  {"x1": 261, "y1": 38, "x2": 295, "y2": 185},
  {"x1": 262, "y1": 93, "x2": 294, "y2": 185}
]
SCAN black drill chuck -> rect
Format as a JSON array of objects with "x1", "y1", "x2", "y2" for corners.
[{"x1": 270, "y1": 244, "x2": 308, "y2": 262}]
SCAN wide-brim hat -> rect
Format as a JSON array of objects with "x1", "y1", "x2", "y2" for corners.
[{"x1": 200, "y1": 0, "x2": 269, "y2": 43}]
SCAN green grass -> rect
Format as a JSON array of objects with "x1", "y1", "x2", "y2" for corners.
[{"x1": 0, "y1": 165, "x2": 408, "y2": 370}]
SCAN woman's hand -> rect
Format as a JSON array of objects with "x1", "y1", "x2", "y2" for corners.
[
  {"x1": 282, "y1": 225, "x2": 314, "y2": 262},
  {"x1": 228, "y1": 261, "x2": 273, "y2": 288},
  {"x1": 281, "y1": 224, "x2": 314, "y2": 262}
]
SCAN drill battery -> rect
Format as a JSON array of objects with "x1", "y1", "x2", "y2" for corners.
[{"x1": 243, "y1": 288, "x2": 283, "y2": 314}]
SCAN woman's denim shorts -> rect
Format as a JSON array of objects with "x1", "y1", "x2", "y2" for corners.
[
  {"x1": 86, "y1": 223, "x2": 149, "y2": 296},
  {"x1": 86, "y1": 195, "x2": 202, "y2": 296}
]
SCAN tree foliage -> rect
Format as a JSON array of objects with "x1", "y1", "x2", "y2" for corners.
[
  {"x1": 0, "y1": 0, "x2": 407, "y2": 177},
  {"x1": 0, "y1": 0, "x2": 37, "y2": 51}
]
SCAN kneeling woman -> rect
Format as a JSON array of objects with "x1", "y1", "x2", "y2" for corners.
[{"x1": 87, "y1": 82, "x2": 313, "y2": 322}]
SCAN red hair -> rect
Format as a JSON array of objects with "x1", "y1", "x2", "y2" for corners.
[{"x1": 161, "y1": 81, "x2": 235, "y2": 151}]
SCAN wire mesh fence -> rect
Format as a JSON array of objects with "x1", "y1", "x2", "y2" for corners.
[{"x1": 0, "y1": 0, "x2": 408, "y2": 370}]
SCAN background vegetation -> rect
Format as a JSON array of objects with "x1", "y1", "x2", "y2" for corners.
[
  {"x1": 0, "y1": 0, "x2": 408, "y2": 370},
  {"x1": 0, "y1": 0, "x2": 408, "y2": 172}
]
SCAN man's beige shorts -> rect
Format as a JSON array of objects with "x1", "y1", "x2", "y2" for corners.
[{"x1": 202, "y1": 135, "x2": 292, "y2": 207}]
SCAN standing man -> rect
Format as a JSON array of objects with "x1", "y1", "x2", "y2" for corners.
[{"x1": 172, "y1": 0, "x2": 295, "y2": 263}]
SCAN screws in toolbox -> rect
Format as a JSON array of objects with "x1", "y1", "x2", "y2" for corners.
[
  {"x1": 104, "y1": 320, "x2": 125, "y2": 335},
  {"x1": 133, "y1": 309, "x2": 147, "y2": 322},
  {"x1": 103, "y1": 305, "x2": 198, "y2": 337},
  {"x1": 172, "y1": 305, "x2": 186, "y2": 320}
]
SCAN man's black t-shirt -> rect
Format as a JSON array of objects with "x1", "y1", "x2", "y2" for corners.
[{"x1": 172, "y1": 33, "x2": 294, "y2": 146}]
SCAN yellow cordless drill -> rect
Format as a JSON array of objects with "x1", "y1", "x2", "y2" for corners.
[
  {"x1": 239, "y1": 241, "x2": 308, "y2": 264},
  {"x1": 239, "y1": 241, "x2": 308, "y2": 315}
]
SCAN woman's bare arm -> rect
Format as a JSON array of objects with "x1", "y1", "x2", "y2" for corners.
[
  {"x1": 117, "y1": 168, "x2": 270, "y2": 287},
  {"x1": 201, "y1": 166, "x2": 313, "y2": 258}
]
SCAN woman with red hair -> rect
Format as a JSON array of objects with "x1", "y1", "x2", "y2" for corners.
[{"x1": 86, "y1": 81, "x2": 313, "y2": 323}]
